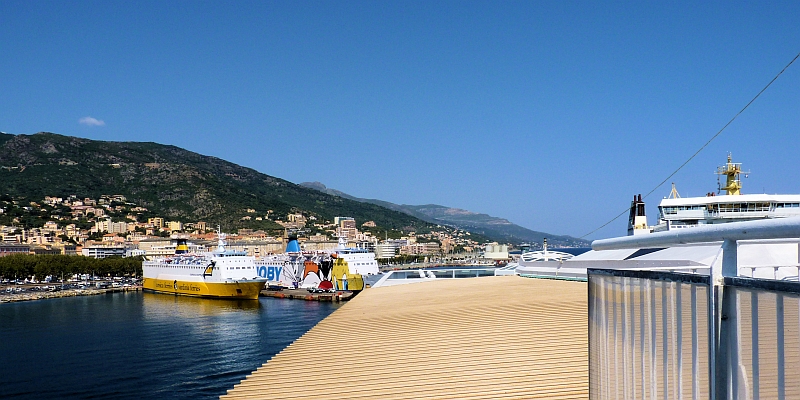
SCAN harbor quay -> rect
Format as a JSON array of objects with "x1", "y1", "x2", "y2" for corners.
[
  {"x1": 224, "y1": 276, "x2": 589, "y2": 399},
  {"x1": 260, "y1": 287, "x2": 355, "y2": 302},
  {"x1": 0, "y1": 283, "x2": 142, "y2": 303}
]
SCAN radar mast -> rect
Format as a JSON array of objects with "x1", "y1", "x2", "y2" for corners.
[{"x1": 716, "y1": 154, "x2": 749, "y2": 196}]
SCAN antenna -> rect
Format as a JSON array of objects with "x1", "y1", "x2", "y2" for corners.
[{"x1": 668, "y1": 183, "x2": 681, "y2": 199}]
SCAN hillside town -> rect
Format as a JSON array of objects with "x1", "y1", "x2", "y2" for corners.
[{"x1": 0, "y1": 194, "x2": 510, "y2": 262}]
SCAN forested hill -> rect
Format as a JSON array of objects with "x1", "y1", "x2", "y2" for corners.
[{"x1": 0, "y1": 132, "x2": 431, "y2": 232}]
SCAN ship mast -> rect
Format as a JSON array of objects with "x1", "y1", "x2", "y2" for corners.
[
  {"x1": 668, "y1": 183, "x2": 681, "y2": 199},
  {"x1": 216, "y1": 225, "x2": 227, "y2": 253},
  {"x1": 716, "y1": 154, "x2": 748, "y2": 196}
]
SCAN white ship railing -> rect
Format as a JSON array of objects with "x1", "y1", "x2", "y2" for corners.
[
  {"x1": 372, "y1": 268, "x2": 497, "y2": 287},
  {"x1": 589, "y1": 217, "x2": 800, "y2": 399}
]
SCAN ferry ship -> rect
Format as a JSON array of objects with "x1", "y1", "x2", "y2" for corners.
[
  {"x1": 631, "y1": 154, "x2": 800, "y2": 234},
  {"x1": 255, "y1": 237, "x2": 327, "y2": 288},
  {"x1": 516, "y1": 155, "x2": 800, "y2": 280},
  {"x1": 329, "y1": 236, "x2": 380, "y2": 275},
  {"x1": 255, "y1": 236, "x2": 379, "y2": 290},
  {"x1": 142, "y1": 230, "x2": 267, "y2": 299}
]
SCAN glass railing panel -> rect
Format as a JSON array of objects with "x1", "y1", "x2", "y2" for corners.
[
  {"x1": 589, "y1": 269, "x2": 710, "y2": 400},
  {"x1": 428, "y1": 270, "x2": 454, "y2": 278},
  {"x1": 725, "y1": 285, "x2": 800, "y2": 399},
  {"x1": 454, "y1": 270, "x2": 475, "y2": 278}
]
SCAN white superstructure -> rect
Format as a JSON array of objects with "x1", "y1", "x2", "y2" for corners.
[
  {"x1": 517, "y1": 155, "x2": 800, "y2": 281},
  {"x1": 253, "y1": 236, "x2": 379, "y2": 289},
  {"x1": 651, "y1": 155, "x2": 800, "y2": 232},
  {"x1": 142, "y1": 229, "x2": 267, "y2": 299},
  {"x1": 653, "y1": 194, "x2": 800, "y2": 231},
  {"x1": 518, "y1": 238, "x2": 575, "y2": 263},
  {"x1": 331, "y1": 236, "x2": 380, "y2": 275}
]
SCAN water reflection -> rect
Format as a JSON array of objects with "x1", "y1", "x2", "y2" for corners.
[
  {"x1": 141, "y1": 292, "x2": 261, "y2": 319},
  {"x1": 0, "y1": 292, "x2": 337, "y2": 399}
]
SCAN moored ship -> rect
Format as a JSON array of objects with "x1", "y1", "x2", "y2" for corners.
[
  {"x1": 142, "y1": 229, "x2": 267, "y2": 299},
  {"x1": 517, "y1": 154, "x2": 800, "y2": 280},
  {"x1": 255, "y1": 236, "x2": 378, "y2": 290},
  {"x1": 646, "y1": 155, "x2": 800, "y2": 232}
]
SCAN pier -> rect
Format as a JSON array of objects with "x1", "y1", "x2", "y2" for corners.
[
  {"x1": 224, "y1": 276, "x2": 588, "y2": 399},
  {"x1": 0, "y1": 285, "x2": 141, "y2": 303},
  {"x1": 260, "y1": 288, "x2": 355, "y2": 302}
]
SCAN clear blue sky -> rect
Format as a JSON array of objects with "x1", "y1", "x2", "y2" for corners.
[{"x1": 2, "y1": 1, "x2": 800, "y2": 240}]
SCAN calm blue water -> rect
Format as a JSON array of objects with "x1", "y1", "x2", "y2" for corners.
[{"x1": 0, "y1": 292, "x2": 341, "y2": 399}]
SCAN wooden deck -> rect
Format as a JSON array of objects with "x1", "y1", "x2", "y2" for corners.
[{"x1": 222, "y1": 276, "x2": 588, "y2": 399}]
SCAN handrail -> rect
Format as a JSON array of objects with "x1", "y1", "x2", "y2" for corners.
[
  {"x1": 590, "y1": 216, "x2": 800, "y2": 399},
  {"x1": 592, "y1": 217, "x2": 800, "y2": 251}
]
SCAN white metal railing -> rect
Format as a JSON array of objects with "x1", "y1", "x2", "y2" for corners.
[
  {"x1": 589, "y1": 269, "x2": 710, "y2": 399},
  {"x1": 372, "y1": 268, "x2": 497, "y2": 287},
  {"x1": 590, "y1": 217, "x2": 800, "y2": 399}
]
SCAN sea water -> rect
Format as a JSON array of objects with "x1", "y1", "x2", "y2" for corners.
[{"x1": 0, "y1": 292, "x2": 340, "y2": 399}]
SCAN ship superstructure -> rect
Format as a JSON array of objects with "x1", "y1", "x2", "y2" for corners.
[
  {"x1": 330, "y1": 236, "x2": 380, "y2": 275},
  {"x1": 254, "y1": 236, "x2": 378, "y2": 290},
  {"x1": 517, "y1": 155, "x2": 800, "y2": 281},
  {"x1": 142, "y1": 229, "x2": 267, "y2": 299},
  {"x1": 255, "y1": 237, "x2": 332, "y2": 289},
  {"x1": 650, "y1": 155, "x2": 800, "y2": 232}
]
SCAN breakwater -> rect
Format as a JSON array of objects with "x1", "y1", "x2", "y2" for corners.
[{"x1": 0, "y1": 286, "x2": 141, "y2": 303}]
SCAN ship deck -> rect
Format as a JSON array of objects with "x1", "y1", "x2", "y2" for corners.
[{"x1": 223, "y1": 275, "x2": 588, "y2": 399}]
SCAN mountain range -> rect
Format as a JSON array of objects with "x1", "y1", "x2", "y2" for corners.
[
  {"x1": 0, "y1": 131, "x2": 588, "y2": 246},
  {"x1": 0, "y1": 132, "x2": 428, "y2": 233},
  {"x1": 300, "y1": 182, "x2": 589, "y2": 247}
]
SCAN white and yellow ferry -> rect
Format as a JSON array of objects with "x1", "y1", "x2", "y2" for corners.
[{"x1": 142, "y1": 230, "x2": 267, "y2": 299}]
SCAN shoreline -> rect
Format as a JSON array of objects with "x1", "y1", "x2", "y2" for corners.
[{"x1": 0, "y1": 286, "x2": 142, "y2": 304}]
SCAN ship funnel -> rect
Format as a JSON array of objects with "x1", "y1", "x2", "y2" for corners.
[
  {"x1": 285, "y1": 236, "x2": 301, "y2": 253},
  {"x1": 175, "y1": 238, "x2": 189, "y2": 254},
  {"x1": 627, "y1": 194, "x2": 649, "y2": 236}
]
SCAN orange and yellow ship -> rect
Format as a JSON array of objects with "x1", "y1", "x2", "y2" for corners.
[{"x1": 142, "y1": 230, "x2": 267, "y2": 300}]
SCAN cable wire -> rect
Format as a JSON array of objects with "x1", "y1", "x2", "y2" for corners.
[{"x1": 580, "y1": 51, "x2": 800, "y2": 239}]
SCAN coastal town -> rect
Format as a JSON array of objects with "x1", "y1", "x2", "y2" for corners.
[{"x1": 0, "y1": 193, "x2": 511, "y2": 262}]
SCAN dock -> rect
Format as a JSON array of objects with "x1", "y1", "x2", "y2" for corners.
[
  {"x1": 224, "y1": 276, "x2": 588, "y2": 399},
  {"x1": 0, "y1": 285, "x2": 141, "y2": 303},
  {"x1": 260, "y1": 288, "x2": 355, "y2": 302}
]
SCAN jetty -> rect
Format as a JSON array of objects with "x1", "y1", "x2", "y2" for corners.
[
  {"x1": 0, "y1": 285, "x2": 141, "y2": 303},
  {"x1": 260, "y1": 288, "x2": 355, "y2": 302},
  {"x1": 224, "y1": 276, "x2": 588, "y2": 399}
]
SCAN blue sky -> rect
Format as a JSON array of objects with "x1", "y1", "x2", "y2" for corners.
[{"x1": 2, "y1": 1, "x2": 800, "y2": 239}]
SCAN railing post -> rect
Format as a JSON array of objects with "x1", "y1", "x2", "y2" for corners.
[
  {"x1": 721, "y1": 239, "x2": 738, "y2": 278},
  {"x1": 713, "y1": 239, "x2": 737, "y2": 399}
]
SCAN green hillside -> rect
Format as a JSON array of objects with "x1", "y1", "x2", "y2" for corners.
[{"x1": 0, "y1": 132, "x2": 433, "y2": 233}]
